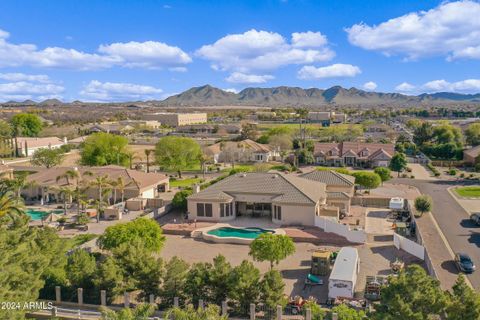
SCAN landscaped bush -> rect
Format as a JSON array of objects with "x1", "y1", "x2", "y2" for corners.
[
  {"x1": 427, "y1": 162, "x2": 441, "y2": 176},
  {"x1": 448, "y1": 168, "x2": 457, "y2": 176}
]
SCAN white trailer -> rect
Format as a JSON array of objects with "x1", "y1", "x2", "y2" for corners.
[{"x1": 328, "y1": 247, "x2": 360, "y2": 299}]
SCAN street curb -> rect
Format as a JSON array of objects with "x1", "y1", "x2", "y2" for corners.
[{"x1": 447, "y1": 187, "x2": 474, "y2": 218}]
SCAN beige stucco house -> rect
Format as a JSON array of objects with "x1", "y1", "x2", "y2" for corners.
[
  {"x1": 299, "y1": 170, "x2": 355, "y2": 214},
  {"x1": 204, "y1": 139, "x2": 280, "y2": 164},
  {"x1": 187, "y1": 172, "x2": 334, "y2": 226},
  {"x1": 21, "y1": 165, "x2": 169, "y2": 204}
]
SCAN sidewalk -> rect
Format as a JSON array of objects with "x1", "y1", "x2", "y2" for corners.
[{"x1": 411, "y1": 202, "x2": 459, "y2": 289}]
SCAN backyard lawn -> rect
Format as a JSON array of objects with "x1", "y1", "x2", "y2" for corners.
[
  {"x1": 454, "y1": 186, "x2": 480, "y2": 198},
  {"x1": 170, "y1": 177, "x2": 203, "y2": 188}
]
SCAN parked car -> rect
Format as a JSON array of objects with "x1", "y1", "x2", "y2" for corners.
[
  {"x1": 470, "y1": 213, "x2": 480, "y2": 226},
  {"x1": 455, "y1": 253, "x2": 476, "y2": 273}
]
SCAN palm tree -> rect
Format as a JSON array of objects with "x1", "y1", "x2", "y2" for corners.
[
  {"x1": 50, "y1": 186, "x2": 75, "y2": 215},
  {"x1": 198, "y1": 152, "x2": 211, "y2": 179},
  {"x1": 113, "y1": 176, "x2": 133, "y2": 204},
  {"x1": 89, "y1": 174, "x2": 110, "y2": 222},
  {"x1": 0, "y1": 183, "x2": 24, "y2": 220},
  {"x1": 56, "y1": 169, "x2": 80, "y2": 187},
  {"x1": 144, "y1": 149, "x2": 153, "y2": 173}
]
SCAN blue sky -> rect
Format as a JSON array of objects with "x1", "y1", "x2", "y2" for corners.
[{"x1": 0, "y1": 0, "x2": 480, "y2": 102}]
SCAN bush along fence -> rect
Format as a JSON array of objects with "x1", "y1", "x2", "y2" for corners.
[{"x1": 46, "y1": 286, "x2": 348, "y2": 320}]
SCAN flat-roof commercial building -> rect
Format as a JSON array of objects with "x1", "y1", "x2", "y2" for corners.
[{"x1": 142, "y1": 112, "x2": 207, "y2": 127}]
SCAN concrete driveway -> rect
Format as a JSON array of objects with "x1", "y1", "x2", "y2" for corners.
[{"x1": 407, "y1": 163, "x2": 436, "y2": 180}]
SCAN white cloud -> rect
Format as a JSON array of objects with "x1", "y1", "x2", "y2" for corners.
[
  {"x1": 98, "y1": 41, "x2": 192, "y2": 68},
  {"x1": 346, "y1": 1, "x2": 480, "y2": 60},
  {"x1": 80, "y1": 80, "x2": 163, "y2": 101},
  {"x1": 422, "y1": 79, "x2": 480, "y2": 93},
  {"x1": 395, "y1": 82, "x2": 416, "y2": 92},
  {"x1": 297, "y1": 64, "x2": 361, "y2": 80},
  {"x1": 169, "y1": 67, "x2": 188, "y2": 72},
  {"x1": 362, "y1": 81, "x2": 377, "y2": 91},
  {"x1": 0, "y1": 81, "x2": 64, "y2": 101},
  {"x1": 0, "y1": 28, "x2": 191, "y2": 70},
  {"x1": 225, "y1": 72, "x2": 274, "y2": 84},
  {"x1": 196, "y1": 29, "x2": 334, "y2": 73},
  {"x1": 0, "y1": 73, "x2": 51, "y2": 83},
  {"x1": 291, "y1": 31, "x2": 328, "y2": 48}
]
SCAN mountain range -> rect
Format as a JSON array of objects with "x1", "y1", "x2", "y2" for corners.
[
  {"x1": 159, "y1": 85, "x2": 480, "y2": 107},
  {"x1": 3, "y1": 85, "x2": 480, "y2": 107}
]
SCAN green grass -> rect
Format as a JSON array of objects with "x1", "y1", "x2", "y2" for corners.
[
  {"x1": 170, "y1": 177, "x2": 203, "y2": 188},
  {"x1": 63, "y1": 234, "x2": 98, "y2": 251},
  {"x1": 454, "y1": 186, "x2": 480, "y2": 198}
]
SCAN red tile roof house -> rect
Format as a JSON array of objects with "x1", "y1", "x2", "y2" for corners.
[{"x1": 313, "y1": 142, "x2": 395, "y2": 168}]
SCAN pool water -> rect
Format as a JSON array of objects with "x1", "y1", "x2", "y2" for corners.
[
  {"x1": 207, "y1": 227, "x2": 273, "y2": 239},
  {"x1": 26, "y1": 209, "x2": 49, "y2": 221}
]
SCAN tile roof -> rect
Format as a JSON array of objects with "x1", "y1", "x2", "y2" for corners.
[
  {"x1": 300, "y1": 170, "x2": 355, "y2": 186},
  {"x1": 16, "y1": 137, "x2": 64, "y2": 148},
  {"x1": 205, "y1": 139, "x2": 273, "y2": 155},
  {"x1": 464, "y1": 145, "x2": 480, "y2": 158},
  {"x1": 314, "y1": 142, "x2": 395, "y2": 158},
  {"x1": 26, "y1": 165, "x2": 168, "y2": 192},
  {"x1": 188, "y1": 172, "x2": 326, "y2": 205},
  {"x1": 326, "y1": 191, "x2": 351, "y2": 200}
]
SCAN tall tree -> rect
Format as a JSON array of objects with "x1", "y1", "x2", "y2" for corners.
[
  {"x1": 89, "y1": 174, "x2": 110, "y2": 222},
  {"x1": 259, "y1": 270, "x2": 286, "y2": 310},
  {"x1": 228, "y1": 260, "x2": 261, "y2": 314},
  {"x1": 374, "y1": 264, "x2": 447, "y2": 320},
  {"x1": 80, "y1": 133, "x2": 130, "y2": 167},
  {"x1": 446, "y1": 275, "x2": 480, "y2": 320},
  {"x1": 98, "y1": 218, "x2": 166, "y2": 253},
  {"x1": 389, "y1": 153, "x2": 408, "y2": 177},
  {"x1": 160, "y1": 256, "x2": 190, "y2": 307},
  {"x1": 249, "y1": 234, "x2": 295, "y2": 270},
  {"x1": 11, "y1": 113, "x2": 43, "y2": 137},
  {"x1": 154, "y1": 136, "x2": 202, "y2": 178},
  {"x1": 465, "y1": 123, "x2": 480, "y2": 146},
  {"x1": 209, "y1": 255, "x2": 233, "y2": 305},
  {"x1": 93, "y1": 257, "x2": 125, "y2": 304},
  {"x1": 31, "y1": 148, "x2": 65, "y2": 168},
  {"x1": 144, "y1": 149, "x2": 153, "y2": 173}
]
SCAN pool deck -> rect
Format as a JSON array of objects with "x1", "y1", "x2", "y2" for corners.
[{"x1": 193, "y1": 223, "x2": 286, "y2": 244}]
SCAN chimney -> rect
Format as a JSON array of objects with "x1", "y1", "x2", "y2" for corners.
[{"x1": 192, "y1": 184, "x2": 200, "y2": 194}]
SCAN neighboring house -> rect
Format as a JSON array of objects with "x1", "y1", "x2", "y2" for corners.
[
  {"x1": 204, "y1": 139, "x2": 280, "y2": 164},
  {"x1": 307, "y1": 111, "x2": 346, "y2": 126},
  {"x1": 142, "y1": 112, "x2": 207, "y2": 127},
  {"x1": 21, "y1": 165, "x2": 169, "y2": 204},
  {"x1": 69, "y1": 136, "x2": 88, "y2": 146},
  {"x1": 176, "y1": 124, "x2": 241, "y2": 135},
  {"x1": 187, "y1": 172, "x2": 331, "y2": 226},
  {"x1": 15, "y1": 137, "x2": 67, "y2": 157},
  {"x1": 87, "y1": 123, "x2": 135, "y2": 135},
  {"x1": 314, "y1": 142, "x2": 395, "y2": 168},
  {"x1": 300, "y1": 170, "x2": 355, "y2": 213},
  {"x1": 464, "y1": 145, "x2": 480, "y2": 165}
]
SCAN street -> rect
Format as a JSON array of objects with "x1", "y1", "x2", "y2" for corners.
[{"x1": 395, "y1": 178, "x2": 480, "y2": 289}]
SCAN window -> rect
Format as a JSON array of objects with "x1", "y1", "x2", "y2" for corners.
[
  {"x1": 220, "y1": 204, "x2": 225, "y2": 217},
  {"x1": 273, "y1": 205, "x2": 282, "y2": 220},
  {"x1": 197, "y1": 203, "x2": 205, "y2": 216},
  {"x1": 226, "y1": 203, "x2": 230, "y2": 216},
  {"x1": 205, "y1": 203, "x2": 213, "y2": 217},
  {"x1": 230, "y1": 203, "x2": 234, "y2": 216}
]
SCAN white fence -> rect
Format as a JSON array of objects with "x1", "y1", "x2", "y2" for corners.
[
  {"x1": 393, "y1": 232, "x2": 425, "y2": 260},
  {"x1": 314, "y1": 216, "x2": 367, "y2": 243}
]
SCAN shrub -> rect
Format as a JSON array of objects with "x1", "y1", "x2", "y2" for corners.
[
  {"x1": 414, "y1": 195, "x2": 433, "y2": 217},
  {"x1": 448, "y1": 168, "x2": 457, "y2": 176},
  {"x1": 172, "y1": 189, "x2": 193, "y2": 211}
]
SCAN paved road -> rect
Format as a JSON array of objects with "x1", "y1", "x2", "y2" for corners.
[{"x1": 395, "y1": 178, "x2": 480, "y2": 289}]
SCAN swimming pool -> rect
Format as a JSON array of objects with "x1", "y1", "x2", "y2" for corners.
[
  {"x1": 207, "y1": 227, "x2": 274, "y2": 239},
  {"x1": 26, "y1": 209, "x2": 49, "y2": 221}
]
